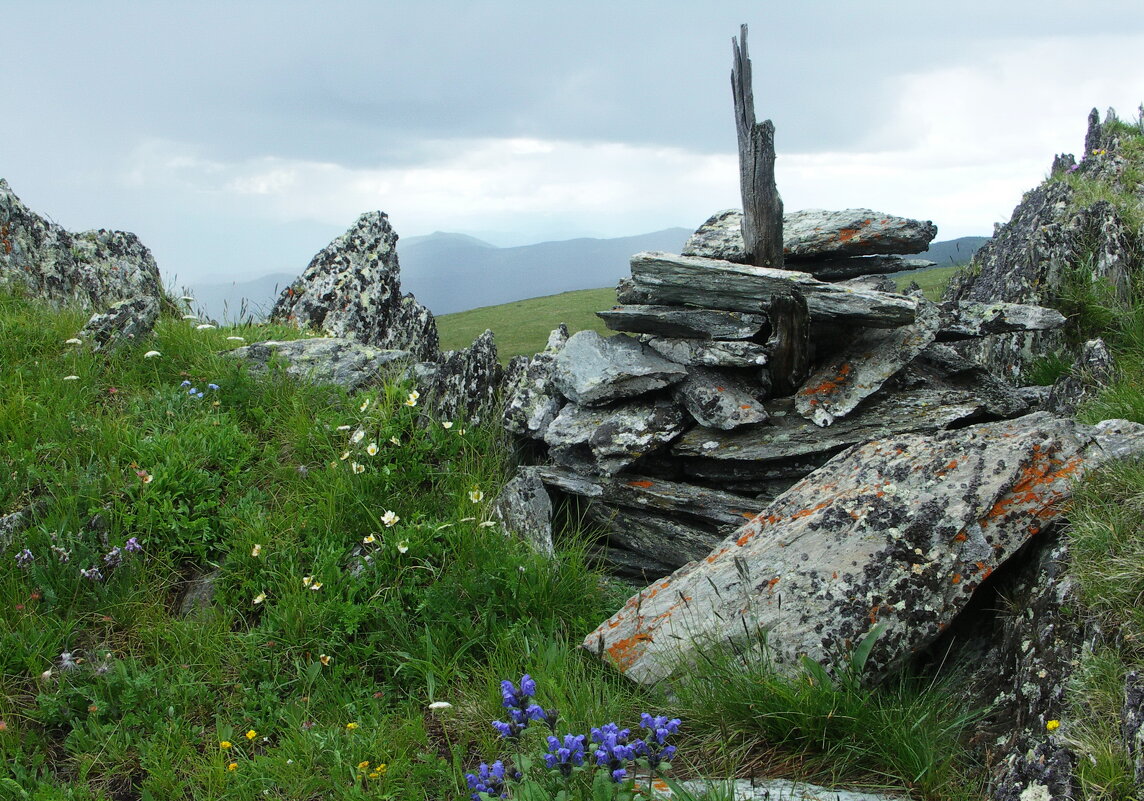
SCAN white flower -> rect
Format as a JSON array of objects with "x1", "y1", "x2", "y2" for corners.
[
  {"x1": 359, "y1": 398, "x2": 370, "y2": 412},
  {"x1": 396, "y1": 540, "x2": 409, "y2": 554},
  {"x1": 441, "y1": 421, "x2": 454, "y2": 429},
  {"x1": 363, "y1": 534, "x2": 376, "y2": 544},
  {"x1": 428, "y1": 701, "x2": 453, "y2": 711},
  {"x1": 302, "y1": 575, "x2": 313, "y2": 587},
  {"x1": 65, "y1": 337, "x2": 83, "y2": 345},
  {"x1": 251, "y1": 544, "x2": 262, "y2": 557},
  {"x1": 351, "y1": 462, "x2": 365, "y2": 474},
  {"x1": 340, "y1": 451, "x2": 350, "y2": 461},
  {"x1": 389, "y1": 436, "x2": 401, "y2": 446},
  {"x1": 195, "y1": 324, "x2": 216, "y2": 330},
  {"x1": 478, "y1": 521, "x2": 497, "y2": 528},
  {"x1": 63, "y1": 375, "x2": 79, "y2": 381},
  {"x1": 468, "y1": 489, "x2": 484, "y2": 504},
  {"x1": 381, "y1": 510, "x2": 399, "y2": 527},
  {"x1": 337, "y1": 425, "x2": 352, "y2": 431},
  {"x1": 350, "y1": 429, "x2": 365, "y2": 444},
  {"x1": 366, "y1": 442, "x2": 378, "y2": 456},
  {"x1": 226, "y1": 336, "x2": 245, "y2": 342},
  {"x1": 404, "y1": 390, "x2": 419, "y2": 407},
  {"x1": 309, "y1": 581, "x2": 323, "y2": 591},
  {"x1": 143, "y1": 350, "x2": 161, "y2": 358},
  {"x1": 182, "y1": 314, "x2": 197, "y2": 320},
  {"x1": 253, "y1": 592, "x2": 266, "y2": 605}
]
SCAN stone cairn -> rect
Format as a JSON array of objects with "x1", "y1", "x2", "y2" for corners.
[{"x1": 499, "y1": 206, "x2": 1069, "y2": 581}]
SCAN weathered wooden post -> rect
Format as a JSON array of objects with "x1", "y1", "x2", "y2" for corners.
[{"x1": 732, "y1": 24, "x2": 783, "y2": 268}]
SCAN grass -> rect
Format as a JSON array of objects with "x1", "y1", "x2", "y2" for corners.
[{"x1": 0, "y1": 285, "x2": 988, "y2": 800}]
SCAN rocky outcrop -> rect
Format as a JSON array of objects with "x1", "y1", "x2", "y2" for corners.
[
  {"x1": 270, "y1": 212, "x2": 439, "y2": 361},
  {"x1": 407, "y1": 330, "x2": 501, "y2": 424},
  {"x1": 1, "y1": 178, "x2": 165, "y2": 348},
  {"x1": 583, "y1": 413, "x2": 1144, "y2": 686},
  {"x1": 502, "y1": 325, "x2": 569, "y2": 439},
  {"x1": 1045, "y1": 337, "x2": 1116, "y2": 417},
  {"x1": 552, "y1": 331, "x2": 686, "y2": 406}
]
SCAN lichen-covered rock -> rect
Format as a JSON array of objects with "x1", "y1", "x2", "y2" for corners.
[
  {"x1": 224, "y1": 337, "x2": 412, "y2": 392},
  {"x1": 683, "y1": 208, "x2": 937, "y2": 262},
  {"x1": 409, "y1": 330, "x2": 500, "y2": 424},
  {"x1": 1123, "y1": 671, "x2": 1144, "y2": 790},
  {"x1": 493, "y1": 467, "x2": 554, "y2": 557},
  {"x1": 671, "y1": 366, "x2": 769, "y2": 429},
  {"x1": 544, "y1": 397, "x2": 688, "y2": 476},
  {"x1": 552, "y1": 331, "x2": 686, "y2": 406},
  {"x1": 663, "y1": 778, "x2": 905, "y2": 801},
  {"x1": 936, "y1": 301, "x2": 1067, "y2": 341},
  {"x1": 78, "y1": 295, "x2": 160, "y2": 351},
  {"x1": 270, "y1": 212, "x2": 439, "y2": 361},
  {"x1": 894, "y1": 344, "x2": 1029, "y2": 419},
  {"x1": 795, "y1": 298, "x2": 940, "y2": 426},
  {"x1": 585, "y1": 413, "x2": 1144, "y2": 685},
  {"x1": 646, "y1": 337, "x2": 769, "y2": 368},
  {"x1": 1045, "y1": 337, "x2": 1115, "y2": 417},
  {"x1": 597, "y1": 305, "x2": 769, "y2": 340},
  {"x1": 1, "y1": 178, "x2": 164, "y2": 313},
  {"x1": 502, "y1": 325, "x2": 569, "y2": 439}
]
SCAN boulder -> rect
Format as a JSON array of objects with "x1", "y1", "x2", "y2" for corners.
[
  {"x1": 629, "y1": 252, "x2": 918, "y2": 329},
  {"x1": 670, "y1": 366, "x2": 769, "y2": 430},
  {"x1": 78, "y1": 295, "x2": 160, "y2": 352},
  {"x1": 407, "y1": 330, "x2": 501, "y2": 424},
  {"x1": 585, "y1": 413, "x2": 1144, "y2": 685},
  {"x1": 552, "y1": 330, "x2": 686, "y2": 407},
  {"x1": 224, "y1": 337, "x2": 412, "y2": 392},
  {"x1": 269, "y1": 212, "x2": 439, "y2": 361},
  {"x1": 493, "y1": 467, "x2": 555, "y2": 557},
  {"x1": 544, "y1": 397, "x2": 689, "y2": 476},
  {"x1": 935, "y1": 301, "x2": 1067, "y2": 341},
  {"x1": 683, "y1": 208, "x2": 937, "y2": 262},
  {"x1": 596, "y1": 305, "x2": 769, "y2": 340},
  {"x1": 1, "y1": 178, "x2": 164, "y2": 315},
  {"x1": 794, "y1": 298, "x2": 941, "y2": 426},
  {"x1": 502, "y1": 325, "x2": 569, "y2": 439},
  {"x1": 664, "y1": 778, "x2": 904, "y2": 801}
]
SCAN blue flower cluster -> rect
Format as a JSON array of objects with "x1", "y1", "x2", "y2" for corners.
[
  {"x1": 466, "y1": 674, "x2": 681, "y2": 799},
  {"x1": 16, "y1": 535, "x2": 143, "y2": 582},
  {"x1": 179, "y1": 379, "x2": 220, "y2": 399}
]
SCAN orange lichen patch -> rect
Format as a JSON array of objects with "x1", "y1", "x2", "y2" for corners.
[
  {"x1": 797, "y1": 363, "x2": 852, "y2": 399},
  {"x1": 951, "y1": 573, "x2": 961, "y2": 585},
  {"x1": 715, "y1": 386, "x2": 725, "y2": 392},
  {"x1": 736, "y1": 528, "x2": 758, "y2": 547},
  {"x1": 832, "y1": 571, "x2": 839, "y2": 579},
  {"x1": 606, "y1": 633, "x2": 653, "y2": 671},
  {"x1": 838, "y1": 227, "x2": 860, "y2": 242},
  {"x1": 952, "y1": 532, "x2": 967, "y2": 543},
  {"x1": 739, "y1": 404, "x2": 753, "y2": 410},
  {"x1": 626, "y1": 480, "x2": 655, "y2": 489},
  {"x1": 790, "y1": 501, "x2": 829, "y2": 521},
  {"x1": 705, "y1": 546, "x2": 730, "y2": 564},
  {"x1": 766, "y1": 577, "x2": 781, "y2": 593},
  {"x1": 984, "y1": 448, "x2": 1083, "y2": 522}
]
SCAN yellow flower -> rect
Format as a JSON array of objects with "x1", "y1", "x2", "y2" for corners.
[
  {"x1": 227, "y1": 761, "x2": 238, "y2": 771},
  {"x1": 345, "y1": 722, "x2": 359, "y2": 731},
  {"x1": 374, "y1": 763, "x2": 387, "y2": 776},
  {"x1": 319, "y1": 654, "x2": 331, "y2": 666},
  {"x1": 245, "y1": 729, "x2": 257, "y2": 740},
  {"x1": 468, "y1": 488, "x2": 484, "y2": 504},
  {"x1": 358, "y1": 760, "x2": 371, "y2": 770},
  {"x1": 253, "y1": 592, "x2": 266, "y2": 605},
  {"x1": 251, "y1": 543, "x2": 262, "y2": 557},
  {"x1": 366, "y1": 442, "x2": 378, "y2": 456},
  {"x1": 309, "y1": 581, "x2": 323, "y2": 591},
  {"x1": 219, "y1": 740, "x2": 233, "y2": 749},
  {"x1": 1046, "y1": 719, "x2": 1060, "y2": 731},
  {"x1": 368, "y1": 771, "x2": 380, "y2": 780}
]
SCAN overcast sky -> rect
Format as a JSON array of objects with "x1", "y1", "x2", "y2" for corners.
[{"x1": 4, "y1": 0, "x2": 1144, "y2": 285}]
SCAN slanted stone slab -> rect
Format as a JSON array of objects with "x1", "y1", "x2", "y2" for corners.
[
  {"x1": 795, "y1": 255, "x2": 935, "y2": 281},
  {"x1": 596, "y1": 305, "x2": 769, "y2": 340},
  {"x1": 673, "y1": 390, "x2": 985, "y2": 466},
  {"x1": 646, "y1": 337, "x2": 769, "y2": 368},
  {"x1": 406, "y1": 329, "x2": 501, "y2": 425},
  {"x1": 629, "y1": 252, "x2": 918, "y2": 329},
  {"x1": 552, "y1": 331, "x2": 686, "y2": 406},
  {"x1": 502, "y1": 325, "x2": 568, "y2": 439},
  {"x1": 270, "y1": 212, "x2": 439, "y2": 361},
  {"x1": 936, "y1": 301, "x2": 1067, "y2": 341},
  {"x1": 493, "y1": 467, "x2": 554, "y2": 557},
  {"x1": 670, "y1": 366, "x2": 768, "y2": 429},
  {"x1": 897, "y1": 343, "x2": 1029, "y2": 419},
  {"x1": 585, "y1": 413, "x2": 1144, "y2": 685},
  {"x1": 582, "y1": 502, "x2": 728, "y2": 578},
  {"x1": 544, "y1": 397, "x2": 688, "y2": 476},
  {"x1": 794, "y1": 299, "x2": 941, "y2": 426},
  {"x1": 535, "y1": 466, "x2": 764, "y2": 527},
  {"x1": 682, "y1": 208, "x2": 937, "y2": 261},
  {"x1": 224, "y1": 338, "x2": 411, "y2": 392}
]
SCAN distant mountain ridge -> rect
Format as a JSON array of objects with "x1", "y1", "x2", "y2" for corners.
[{"x1": 185, "y1": 231, "x2": 989, "y2": 323}]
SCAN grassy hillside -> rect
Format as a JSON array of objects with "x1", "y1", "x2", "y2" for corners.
[{"x1": 437, "y1": 267, "x2": 962, "y2": 361}]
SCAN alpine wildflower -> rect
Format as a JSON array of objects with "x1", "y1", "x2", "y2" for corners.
[
  {"x1": 319, "y1": 654, "x2": 331, "y2": 666},
  {"x1": 381, "y1": 510, "x2": 399, "y2": 527},
  {"x1": 253, "y1": 592, "x2": 266, "y2": 605},
  {"x1": 219, "y1": 740, "x2": 233, "y2": 749},
  {"x1": 345, "y1": 722, "x2": 359, "y2": 731},
  {"x1": 469, "y1": 488, "x2": 485, "y2": 503},
  {"x1": 251, "y1": 543, "x2": 262, "y2": 557},
  {"x1": 245, "y1": 729, "x2": 257, "y2": 741},
  {"x1": 352, "y1": 462, "x2": 365, "y2": 474},
  {"x1": 363, "y1": 534, "x2": 376, "y2": 544},
  {"x1": 65, "y1": 337, "x2": 83, "y2": 345},
  {"x1": 350, "y1": 429, "x2": 365, "y2": 444},
  {"x1": 1046, "y1": 719, "x2": 1060, "y2": 731},
  {"x1": 227, "y1": 762, "x2": 238, "y2": 772},
  {"x1": 442, "y1": 421, "x2": 454, "y2": 429},
  {"x1": 143, "y1": 350, "x2": 161, "y2": 358},
  {"x1": 366, "y1": 442, "x2": 379, "y2": 456},
  {"x1": 404, "y1": 390, "x2": 419, "y2": 407},
  {"x1": 396, "y1": 539, "x2": 410, "y2": 554}
]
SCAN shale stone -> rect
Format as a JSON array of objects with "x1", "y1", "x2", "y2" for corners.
[
  {"x1": 552, "y1": 331, "x2": 686, "y2": 407},
  {"x1": 585, "y1": 413, "x2": 1144, "y2": 685},
  {"x1": 78, "y1": 295, "x2": 160, "y2": 352},
  {"x1": 645, "y1": 337, "x2": 769, "y2": 368},
  {"x1": 502, "y1": 325, "x2": 569, "y2": 439},
  {"x1": 670, "y1": 366, "x2": 768, "y2": 429},
  {"x1": 1045, "y1": 338, "x2": 1115, "y2": 417},
  {"x1": 936, "y1": 301, "x2": 1067, "y2": 341},
  {"x1": 408, "y1": 330, "x2": 501, "y2": 424},
  {"x1": 493, "y1": 467, "x2": 554, "y2": 557},
  {"x1": 596, "y1": 305, "x2": 769, "y2": 340},
  {"x1": 224, "y1": 338, "x2": 412, "y2": 392},
  {"x1": 544, "y1": 397, "x2": 688, "y2": 476}
]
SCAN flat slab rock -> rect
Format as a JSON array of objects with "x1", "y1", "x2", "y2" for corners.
[
  {"x1": 682, "y1": 208, "x2": 937, "y2": 262},
  {"x1": 585, "y1": 413, "x2": 1144, "y2": 685},
  {"x1": 673, "y1": 389, "x2": 988, "y2": 467},
  {"x1": 629, "y1": 252, "x2": 918, "y2": 329},
  {"x1": 936, "y1": 301, "x2": 1067, "y2": 341},
  {"x1": 646, "y1": 337, "x2": 769, "y2": 368},
  {"x1": 224, "y1": 337, "x2": 412, "y2": 392},
  {"x1": 553, "y1": 330, "x2": 686, "y2": 406},
  {"x1": 671, "y1": 366, "x2": 768, "y2": 430},
  {"x1": 543, "y1": 397, "x2": 688, "y2": 476},
  {"x1": 795, "y1": 298, "x2": 941, "y2": 426},
  {"x1": 657, "y1": 777, "x2": 904, "y2": 801},
  {"x1": 597, "y1": 304, "x2": 769, "y2": 340}
]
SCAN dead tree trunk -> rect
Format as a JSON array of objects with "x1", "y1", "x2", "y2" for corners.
[{"x1": 732, "y1": 24, "x2": 783, "y2": 268}]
